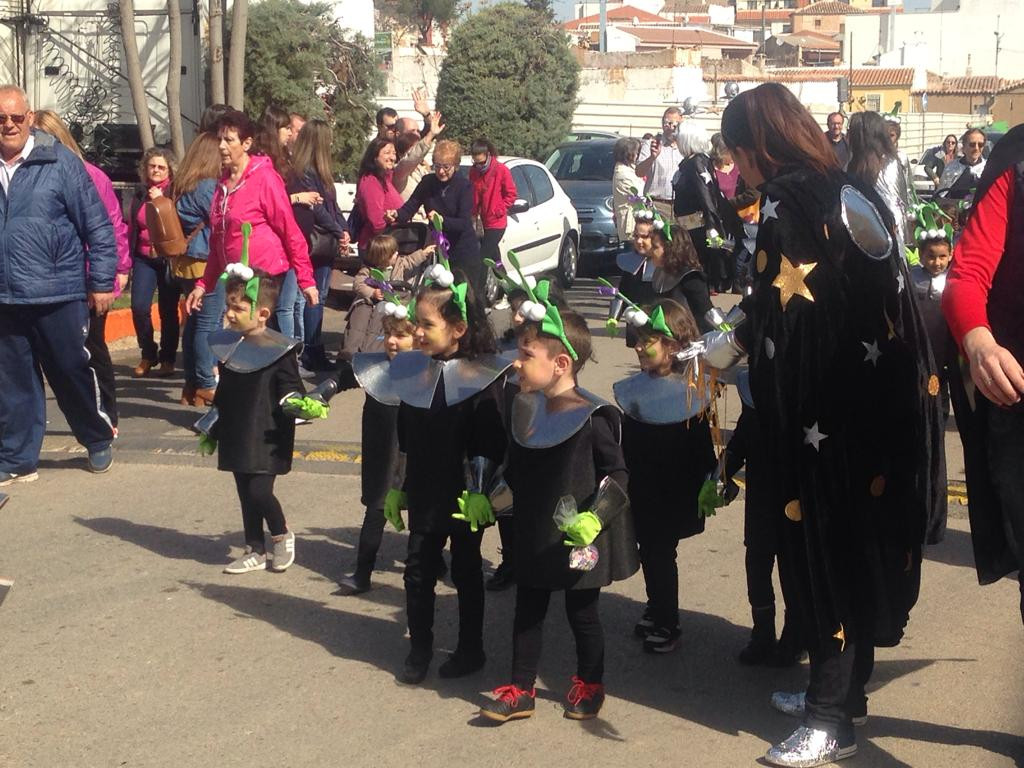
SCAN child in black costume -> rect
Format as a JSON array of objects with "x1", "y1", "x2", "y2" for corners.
[
  {"x1": 648, "y1": 224, "x2": 714, "y2": 334},
  {"x1": 610, "y1": 296, "x2": 717, "y2": 653},
  {"x1": 336, "y1": 307, "x2": 417, "y2": 594},
  {"x1": 197, "y1": 250, "x2": 328, "y2": 574},
  {"x1": 384, "y1": 258, "x2": 512, "y2": 685},
  {"x1": 479, "y1": 265, "x2": 637, "y2": 724}
]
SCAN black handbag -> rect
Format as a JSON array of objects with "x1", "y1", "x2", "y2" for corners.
[{"x1": 309, "y1": 225, "x2": 338, "y2": 264}]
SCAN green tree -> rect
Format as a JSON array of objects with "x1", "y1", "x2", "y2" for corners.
[
  {"x1": 240, "y1": 0, "x2": 383, "y2": 178},
  {"x1": 379, "y1": 0, "x2": 460, "y2": 45},
  {"x1": 436, "y1": 3, "x2": 579, "y2": 160},
  {"x1": 523, "y1": 0, "x2": 554, "y2": 21}
]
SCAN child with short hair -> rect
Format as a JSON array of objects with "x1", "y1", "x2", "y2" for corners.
[
  {"x1": 605, "y1": 290, "x2": 717, "y2": 652},
  {"x1": 344, "y1": 232, "x2": 434, "y2": 357},
  {"x1": 337, "y1": 303, "x2": 418, "y2": 594},
  {"x1": 479, "y1": 259, "x2": 637, "y2": 723},
  {"x1": 384, "y1": 253, "x2": 512, "y2": 685},
  {"x1": 197, "y1": 225, "x2": 329, "y2": 574}
]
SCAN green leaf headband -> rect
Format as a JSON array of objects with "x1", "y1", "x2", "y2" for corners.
[
  {"x1": 913, "y1": 201, "x2": 953, "y2": 244},
  {"x1": 368, "y1": 268, "x2": 413, "y2": 321},
  {"x1": 219, "y1": 221, "x2": 259, "y2": 317},
  {"x1": 422, "y1": 214, "x2": 468, "y2": 323},
  {"x1": 506, "y1": 250, "x2": 578, "y2": 360},
  {"x1": 484, "y1": 257, "x2": 537, "y2": 295},
  {"x1": 596, "y1": 277, "x2": 675, "y2": 339}
]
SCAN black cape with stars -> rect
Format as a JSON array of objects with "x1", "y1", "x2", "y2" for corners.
[{"x1": 736, "y1": 167, "x2": 947, "y2": 648}]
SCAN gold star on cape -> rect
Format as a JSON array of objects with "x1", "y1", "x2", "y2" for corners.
[
  {"x1": 772, "y1": 255, "x2": 816, "y2": 311},
  {"x1": 833, "y1": 624, "x2": 846, "y2": 652}
]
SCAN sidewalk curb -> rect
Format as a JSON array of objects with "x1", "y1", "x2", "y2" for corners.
[{"x1": 104, "y1": 302, "x2": 188, "y2": 344}]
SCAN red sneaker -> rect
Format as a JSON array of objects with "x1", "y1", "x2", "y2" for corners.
[
  {"x1": 479, "y1": 684, "x2": 536, "y2": 722},
  {"x1": 563, "y1": 676, "x2": 605, "y2": 720}
]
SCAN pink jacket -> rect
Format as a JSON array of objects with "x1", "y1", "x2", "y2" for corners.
[
  {"x1": 85, "y1": 161, "x2": 131, "y2": 297},
  {"x1": 356, "y1": 171, "x2": 404, "y2": 250},
  {"x1": 199, "y1": 156, "x2": 314, "y2": 292}
]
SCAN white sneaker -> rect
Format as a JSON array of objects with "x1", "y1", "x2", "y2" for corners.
[
  {"x1": 0, "y1": 471, "x2": 39, "y2": 487},
  {"x1": 269, "y1": 531, "x2": 295, "y2": 572},
  {"x1": 224, "y1": 547, "x2": 268, "y2": 574},
  {"x1": 764, "y1": 726, "x2": 856, "y2": 767}
]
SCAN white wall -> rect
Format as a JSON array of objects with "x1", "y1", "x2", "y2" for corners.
[
  {"x1": 844, "y1": 0, "x2": 1024, "y2": 77},
  {"x1": 329, "y1": 0, "x2": 375, "y2": 38}
]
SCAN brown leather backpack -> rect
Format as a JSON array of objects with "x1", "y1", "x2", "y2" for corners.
[{"x1": 144, "y1": 195, "x2": 202, "y2": 258}]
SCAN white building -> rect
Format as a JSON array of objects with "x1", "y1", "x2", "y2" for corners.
[
  {"x1": 844, "y1": 0, "x2": 1024, "y2": 78},
  {"x1": 0, "y1": 0, "x2": 203, "y2": 154}
]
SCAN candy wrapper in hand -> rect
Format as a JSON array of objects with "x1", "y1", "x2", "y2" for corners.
[{"x1": 554, "y1": 496, "x2": 601, "y2": 572}]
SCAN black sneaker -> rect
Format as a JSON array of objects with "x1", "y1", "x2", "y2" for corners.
[
  {"x1": 438, "y1": 649, "x2": 486, "y2": 678},
  {"x1": 643, "y1": 626, "x2": 681, "y2": 654},
  {"x1": 335, "y1": 573, "x2": 370, "y2": 595},
  {"x1": 397, "y1": 648, "x2": 432, "y2": 685},
  {"x1": 633, "y1": 609, "x2": 655, "y2": 638},
  {"x1": 478, "y1": 684, "x2": 536, "y2": 722},
  {"x1": 486, "y1": 563, "x2": 514, "y2": 591},
  {"x1": 563, "y1": 676, "x2": 605, "y2": 720},
  {"x1": 738, "y1": 635, "x2": 777, "y2": 666}
]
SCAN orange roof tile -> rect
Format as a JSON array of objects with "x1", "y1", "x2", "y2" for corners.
[
  {"x1": 563, "y1": 5, "x2": 669, "y2": 30},
  {"x1": 913, "y1": 76, "x2": 1005, "y2": 94},
  {"x1": 709, "y1": 67, "x2": 915, "y2": 86},
  {"x1": 794, "y1": 1, "x2": 866, "y2": 15}
]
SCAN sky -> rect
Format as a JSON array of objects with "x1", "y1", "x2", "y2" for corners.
[{"x1": 469, "y1": 0, "x2": 576, "y2": 22}]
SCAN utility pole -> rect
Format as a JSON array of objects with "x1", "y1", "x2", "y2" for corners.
[
  {"x1": 599, "y1": 0, "x2": 607, "y2": 53},
  {"x1": 994, "y1": 15, "x2": 1003, "y2": 82}
]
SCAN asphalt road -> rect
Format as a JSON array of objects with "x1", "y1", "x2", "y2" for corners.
[{"x1": 1, "y1": 279, "x2": 1019, "y2": 768}]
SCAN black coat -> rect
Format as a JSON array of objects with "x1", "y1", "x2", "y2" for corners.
[
  {"x1": 397, "y1": 172, "x2": 480, "y2": 280},
  {"x1": 398, "y1": 373, "x2": 506, "y2": 534},
  {"x1": 622, "y1": 412, "x2": 716, "y2": 542},
  {"x1": 210, "y1": 351, "x2": 304, "y2": 475},
  {"x1": 361, "y1": 395, "x2": 400, "y2": 509},
  {"x1": 736, "y1": 167, "x2": 946, "y2": 647},
  {"x1": 724, "y1": 405, "x2": 779, "y2": 548},
  {"x1": 656, "y1": 269, "x2": 715, "y2": 334},
  {"x1": 507, "y1": 404, "x2": 638, "y2": 590}
]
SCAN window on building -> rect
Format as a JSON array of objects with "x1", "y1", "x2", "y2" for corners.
[
  {"x1": 865, "y1": 94, "x2": 881, "y2": 111},
  {"x1": 814, "y1": 18, "x2": 822, "y2": 28}
]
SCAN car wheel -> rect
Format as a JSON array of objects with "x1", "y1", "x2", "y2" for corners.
[
  {"x1": 557, "y1": 236, "x2": 578, "y2": 288},
  {"x1": 483, "y1": 267, "x2": 501, "y2": 307}
]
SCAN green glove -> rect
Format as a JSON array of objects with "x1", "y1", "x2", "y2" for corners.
[
  {"x1": 698, "y1": 478, "x2": 726, "y2": 518},
  {"x1": 284, "y1": 396, "x2": 330, "y2": 420},
  {"x1": 561, "y1": 511, "x2": 602, "y2": 547},
  {"x1": 384, "y1": 488, "x2": 407, "y2": 532},
  {"x1": 452, "y1": 491, "x2": 495, "y2": 533},
  {"x1": 198, "y1": 434, "x2": 217, "y2": 456},
  {"x1": 605, "y1": 317, "x2": 619, "y2": 338}
]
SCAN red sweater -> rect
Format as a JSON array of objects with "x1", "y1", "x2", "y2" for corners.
[
  {"x1": 469, "y1": 160, "x2": 518, "y2": 230},
  {"x1": 356, "y1": 171, "x2": 404, "y2": 250},
  {"x1": 943, "y1": 168, "x2": 1013, "y2": 346}
]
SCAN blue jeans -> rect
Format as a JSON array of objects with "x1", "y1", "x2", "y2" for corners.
[
  {"x1": 131, "y1": 255, "x2": 181, "y2": 363},
  {"x1": 0, "y1": 301, "x2": 114, "y2": 473},
  {"x1": 275, "y1": 269, "x2": 302, "y2": 340},
  {"x1": 302, "y1": 264, "x2": 332, "y2": 362},
  {"x1": 179, "y1": 276, "x2": 225, "y2": 389}
]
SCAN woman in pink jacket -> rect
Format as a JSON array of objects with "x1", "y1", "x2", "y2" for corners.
[
  {"x1": 185, "y1": 110, "x2": 317, "y2": 326},
  {"x1": 468, "y1": 138, "x2": 517, "y2": 268},
  {"x1": 33, "y1": 110, "x2": 130, "y2": 432},
  {"x1": 354, "y1": 137, "x2": 403, "y2": 251}
]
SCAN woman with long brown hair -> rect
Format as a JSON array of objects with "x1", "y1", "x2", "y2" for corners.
[
  {"x1": 714, "y1": 83, "x2": 945, "y2": 767},
  {"x1": 172, "y1": 132, "x2": 223, "y2": 405},
  {"x1": 847, "y1": 111, "x2": 907, "y2": 247}
]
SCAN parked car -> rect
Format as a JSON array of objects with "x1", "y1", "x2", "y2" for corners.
[
  {"x1": 563, "y1": 130, "x2": 621, "y2": 142},
  {"x1": 458, "y1": 157, "x2": 580, "y2": 293},
  {"x1": 545, "y1": 139, "x2": 623, "y2": 272}
]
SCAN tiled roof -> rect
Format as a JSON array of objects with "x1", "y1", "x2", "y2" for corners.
[
  {"x1": 794, "y1": 1, "x2": 866, "y2": 15},
  {"x1": 773, "y1": 32, "x2": 841, "y2": 51},
  {"x1": 563, "y1": 5, "x2": 669, "y2": 30},
  {"x1": 996, "y1": 78, "x2": 1024, "y2": 94},
  {"x1": 913, "y1": 76, "x2": 1005, "y2": 94},
  {"x1": 617, "y1": 26, "x2": 760, "y2": 49},
  {"x1": 711, "y1": 66, "x2": 915, "y2": 86},
  {"x1": 735, "y1": 9, "x2": 796, "y2": 23}
]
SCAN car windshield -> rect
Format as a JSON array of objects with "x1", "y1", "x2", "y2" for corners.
[{"x1": 546, "y1": 144, "x2": 615, "y2": 182}]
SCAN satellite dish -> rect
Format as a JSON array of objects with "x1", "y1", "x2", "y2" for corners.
[
  {"x1": 682, "y1": 97, "x2": 697, "y2": 115},
  {"x1": 725, "y1": 82, "x2": 739, "y2": 99}
]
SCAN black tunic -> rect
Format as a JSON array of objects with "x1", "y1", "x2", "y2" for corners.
[
  {"x1": 654, "y1": 268, "x2": 715, "y2": 334},
  {"x1": 398, "y1": 372, "x2": 506, "y2": 534},
  {"x1": 507, "y1": 396, "x2": 637, "y2": 590},
  {"x1": 736, "y1": 168, "x2": 946, "y2": 647},
  {"x1": 211, "y1": 351, "x2": 303, "y2": 475},
  {"x1": 361, "y1": 394, "x2": 399, "y2": 509},
  {"x1": 622, "y1": 413, "x2": 716, "y2": 542},
  {"x1": 724, "y1": 404, "x2": 778, "y2": 548}
]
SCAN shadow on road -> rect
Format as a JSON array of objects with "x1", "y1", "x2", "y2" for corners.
[{"x1": 74, "y1": 516, "x2": 237, "y2": 565}]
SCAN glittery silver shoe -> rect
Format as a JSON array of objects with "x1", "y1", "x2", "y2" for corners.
[
  {"x1": 770, "y1": 690, "x2": 867, "y2": 726},
  {"x1": 764, "y1": 726, "x2": 857, "y2": 767}
]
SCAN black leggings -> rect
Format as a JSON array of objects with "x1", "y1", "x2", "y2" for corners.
[
  {"x1": 512, "y1": 585, "x2": 603, "y2": 689},
  {"x1": 354, "y1": 505, "x2": 386, "y2": 579},
  {"x1": 233, "y1": 472, "x2": 287, "y2": 553}
]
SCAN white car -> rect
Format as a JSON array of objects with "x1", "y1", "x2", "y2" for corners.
[{"x1": 460, "y1": 156, "x2": 581, "y2": 292}]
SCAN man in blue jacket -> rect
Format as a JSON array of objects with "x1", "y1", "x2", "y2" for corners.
[{"x1": 0, "y1": 84, "x2": 118, "y2": 484}]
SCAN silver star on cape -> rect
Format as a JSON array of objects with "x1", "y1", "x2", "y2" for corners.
[
  {"x1": 803, "y1": 422, "x2": 827, "y2": 451},
  {"x1": 862, "y1": 340, "x2": 881, "y2": 366},
  {"x1": 760, "y1": 196, "x2": 780, "y2": 222},
  {"x1": 700, "y1": 170, "x2": 713, "y2": 185}
]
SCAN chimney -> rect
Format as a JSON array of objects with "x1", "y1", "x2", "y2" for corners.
[{"x1": 965, "y1": 53, "x2": 972, "y2": 77}]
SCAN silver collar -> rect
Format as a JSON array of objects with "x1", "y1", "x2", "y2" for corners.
[
  {"x1": 613, "y1": 371, "x2": 711, "y2": 425},
  {"x1": 352, "y1": 352, "x2": 401, "y2": 406},
  {"x1": 840, "y1": 184, "x2": 893, "y2": 261},
  {"x1": 209, "y1": 328, "x2": 300, "y2": 373},
  {"x1": 511, "y1": 387, "x2": 612, "y2": 449},
  {"x1": 389, "y1": 351, "x2": 514, "y2": 408},
  {"x1": 652, "y1": 266, "x2": 697, "y2": 294},
  {"x1": 616, "y1": 251, "x2": 655, "y2": 282}
]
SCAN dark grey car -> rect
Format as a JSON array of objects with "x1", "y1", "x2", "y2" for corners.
[{"x1": 545, "y1": 139, "x2": 624, "y2": 272}]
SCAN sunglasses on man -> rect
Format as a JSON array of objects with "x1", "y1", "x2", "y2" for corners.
[{"x1": 0, "y1": 113, "x2": 27, "y2": 125}]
